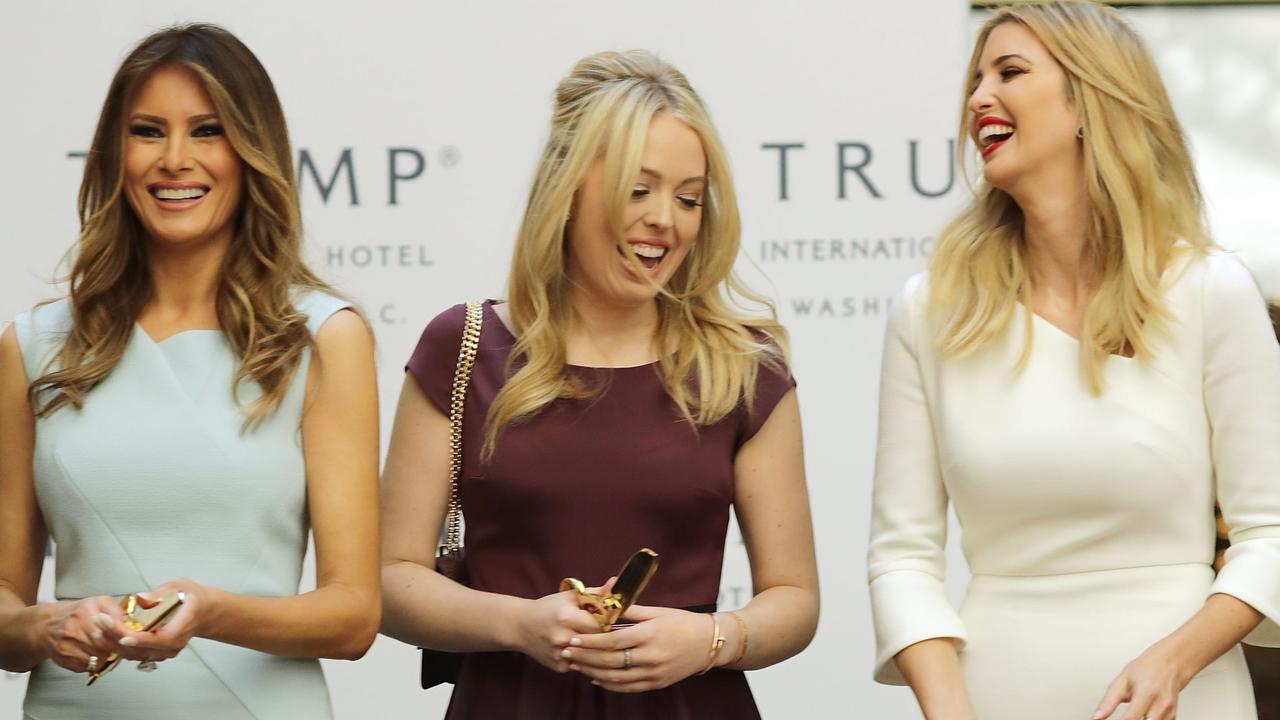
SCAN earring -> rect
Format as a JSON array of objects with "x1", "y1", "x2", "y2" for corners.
[{"x1": 1076, "y1": 126, "x2": 1085, "y2": 139}]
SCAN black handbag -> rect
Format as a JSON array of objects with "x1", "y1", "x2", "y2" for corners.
[{"x1": 420, "y1": 301, "x2": 482, "y2": 689}]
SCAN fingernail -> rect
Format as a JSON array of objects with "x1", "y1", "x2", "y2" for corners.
[
  {"x1": 119, "y1": 636, "x2": 138, "y2": 647},
  {"x1": 569, "y1": 663, "x2": 579, "y2": 671},
  {"x1": 94, "y1": 613, "x2": 114, "y2": 630},
  {"x1": 91, "y1": 629, "x2": 104, "y2": 642},
  {"x1": 590, "y1": 680, "x2": 599, "y2": 686},
  {"x1": 570, "y1": 637, "x2": 582, "y2": 647},
  {"x1": 560, "y1": 649, "x2": 572, "y2": 659}
]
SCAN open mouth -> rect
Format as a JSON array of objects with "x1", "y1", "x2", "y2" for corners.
[
  {"x1": 149, "y1": 186, "x2": 210, "y2": 203},
  {"x1": 978, "y1": 121, "x2": 1015, "y2": 158},
  {"x1": 618, "y1": 242, "x2": 668, "y2": 273}
]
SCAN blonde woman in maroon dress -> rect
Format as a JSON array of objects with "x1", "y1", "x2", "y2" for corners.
[{"x1": 379, "y1": 50, "x2": 819, "y2": 719}]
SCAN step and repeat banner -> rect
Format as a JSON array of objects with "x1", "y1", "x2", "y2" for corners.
[{"x1": 1, "y1": 1, "x2": 1275, "y2": 718}]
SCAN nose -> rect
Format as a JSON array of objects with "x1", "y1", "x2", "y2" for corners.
[
  {"x1": 642, "y1": 193, "x2": 674, "y2": 232},
  {"x1": 158, "y1": 133, "x2": 193, "y2": 173},
  {"x1": 968, "y1": 74, "x2": 995, "y2": 116}
]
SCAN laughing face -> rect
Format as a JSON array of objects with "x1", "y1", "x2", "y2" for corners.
[
  {"x1": 123, "y1": 63, "x2": 244, "y2": 251},
  {"x1": 566, "y1": 112, "x2": 706, "y2": 309},
  {"x1": 968, "y1": 22, "x2": 1081, "y2": 191}
]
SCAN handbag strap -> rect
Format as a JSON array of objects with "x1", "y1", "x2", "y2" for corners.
[{"x1": 441, "y1": 301, "x2": 484, "y2": 554}]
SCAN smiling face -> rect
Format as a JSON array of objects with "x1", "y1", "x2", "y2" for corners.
[
  {"x1": 123, "y1": 63, "x2": 244, "y2": 251},
  {"x1": 566, "y1": 112, "x2": 706, "y2": 309},
  {"x1": 968, "y1": 21, "x2": 1081, "y2": 192}
]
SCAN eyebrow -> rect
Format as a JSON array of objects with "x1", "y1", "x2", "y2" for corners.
[
  {"x1": 972, "y1": 53, "x2": 1033, "y2": 83},
  {"x1": 639, "y1": 167, "x2": 706, "y2": 185},
  {"x1": 128, "y1": 113, "x2": 220, "y2": 125}
]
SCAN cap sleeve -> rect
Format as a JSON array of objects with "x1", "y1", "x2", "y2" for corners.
[
  {"x1": 405, "y1": 303, "x2": 469, "y2": 416},
  {"x1": 736, "y1": 336, "x2": 797, "y2": 448}
]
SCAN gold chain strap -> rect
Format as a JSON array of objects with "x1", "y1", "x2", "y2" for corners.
[{"x1": 441, "y1": 301, "x2": 483, "y2": 554}]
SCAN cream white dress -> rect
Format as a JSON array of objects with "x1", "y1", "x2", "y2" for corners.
[{"x1": 867, "y1": 253, "x2": 1280, "y2": 719}]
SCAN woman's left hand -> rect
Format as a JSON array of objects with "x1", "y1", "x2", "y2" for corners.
[
  {"x1": 1092, "y1": 643, "x2": 1192, "y2": 720},
  {"x1": 560, "y1": 605, "x2": 723, "y2": 693},
  {"x1": 110, "y1": 578, "x2": 209, "y2": 664}
]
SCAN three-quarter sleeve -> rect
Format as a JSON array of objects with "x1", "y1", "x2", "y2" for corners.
[
  {"x1": 866, "y1": 276, "x2": 966, "y2": 685},
  {"x1": 405, "y1": 303, "x2": 469, "y2": 416},
  {"x1": 1202, "y1": 254, "x2": 1280, "y2": 646}
]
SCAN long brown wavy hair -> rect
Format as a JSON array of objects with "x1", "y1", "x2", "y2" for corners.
[
  {"x1": 31, "y1": 24, "x2": 340, "y2": 429},
  {"x1": 485, "y1": 50, "x2": 787, "y2": 457}
]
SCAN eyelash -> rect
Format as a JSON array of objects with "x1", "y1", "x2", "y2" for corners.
[
  {"x1": 1000, "y1": 67, "x2": 1024, "y2": 80},
  {"x1": 128, "y1": 123, "x2": 225, "y2": 139},
  {"x1": 631, "y1": 187, "x2": 704, "y2": 209}
]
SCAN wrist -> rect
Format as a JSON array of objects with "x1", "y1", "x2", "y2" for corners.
[
  {"x1": 1149, "y1": 635, "x2": 1200, "y2": 687},
  {"x1": 26, "y1": 603, "x2": 53, "y2": 655},
  {"x1": 499, "y1": 596, "x2": 533, "y2": 653},
  {"x1": 189, "y1": 583, "x2": 219, "y2": 640}
]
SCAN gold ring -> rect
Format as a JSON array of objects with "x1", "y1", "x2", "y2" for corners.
[
  {"x1": 622, "y1": 647, "x2": 633, "y2": 670},
  {"x1": 87, "y1": 655, "x2": 99, "y2": 673},
  {"x1": 137, "y1": 660, "x2": 159, "y2": 673}
]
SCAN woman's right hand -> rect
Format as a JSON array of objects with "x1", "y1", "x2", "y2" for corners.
[
  {"x1": 33, "y1": 596, "x2": 129, "y2": 673},
  {"x1": 513, "y1": 587, "x2": 609, "y2": 672}
]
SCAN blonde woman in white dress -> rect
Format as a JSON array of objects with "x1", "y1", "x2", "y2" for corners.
[{"x1": 866, "y1": 2, "x2": 1280, "y2": 720}]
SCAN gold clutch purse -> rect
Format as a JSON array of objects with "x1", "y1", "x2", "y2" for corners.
[
  {"x1": 86, "y1": 590, "x2": 184, "y2": 686},
  {"x1": 560, "y1": 548, "x2": 659, "y2": 631}
]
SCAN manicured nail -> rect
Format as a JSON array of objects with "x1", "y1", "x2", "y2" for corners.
[
  {"x1": 590, "y1": 680, "x2": 599, "y2": 686},
  {"x1": 560, "y1": 649, "x2": 572, "y2": 659},
  {"x1": 119, "y1": 636, "x2": 138, "y2": 647},
  {"x1": 569, "y1": 637, "x2": 582, "y2": 647},
  {"x1": 569, "y1": 664, "x2": 579, "y2": 671},
  {"x1": 91, "y1": 629, "x2": 104, "y2": 642},
  {"x1": 94, "y1": 613, "x2": 114, "y2": 630}
]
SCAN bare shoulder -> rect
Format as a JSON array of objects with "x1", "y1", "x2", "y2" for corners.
[
  {"x1": 313, "y1": 308, "x2": 374, "y2": 356},
  {"x1": 0, "y1": 325, "x2": 22, "y2": 378}
]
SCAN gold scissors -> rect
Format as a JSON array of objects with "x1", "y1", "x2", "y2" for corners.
[
  {"x1": 560, "y1": 548, "x2": 659, "y2": 631},
  {"x1": 87, "y1": 590, "x2": 184, "y2": 686}
]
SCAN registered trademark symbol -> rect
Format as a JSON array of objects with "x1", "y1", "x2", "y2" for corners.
[{"x1": 438, "y1": 146, "x2": 460, "y2": 167}]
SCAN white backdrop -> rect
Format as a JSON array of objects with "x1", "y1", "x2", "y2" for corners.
[
  {"x1": 0, "y1": 3, "x2": 968, "y2": 717},
  {"x1": 1, "y1": 2, "x2": 1275, "y2": 718}
]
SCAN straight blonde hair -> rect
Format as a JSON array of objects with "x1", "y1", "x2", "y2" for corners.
[
  {"x1": 486, "y1": 49, "x2": 786, "y2": 456},
  {"x1": 930, "y1": 0, "x2": 1211, "y2": 391}
]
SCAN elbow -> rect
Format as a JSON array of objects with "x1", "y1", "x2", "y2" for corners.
[
  {"x1": 329, "y1": 612, "x2": 380, "y2": 661},
  {"x1": 324, "y1": 589, "x2": 382, "y2": 661}
]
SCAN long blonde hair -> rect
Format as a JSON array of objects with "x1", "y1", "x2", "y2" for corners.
[
  {"x1": 486, "y1": 49, "x2": 786, "y2": 456},
  {"x1": 929, "y1": 0, "x2": 1211, "y2": 391},
  {"x1": 32, "y1": 24, "x2": 341, "y2": 428}
]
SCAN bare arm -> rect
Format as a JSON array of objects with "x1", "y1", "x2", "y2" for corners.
[
  {"x1": 0, "y1": 325, "x2": 49, "y2": 671},
  {"x1": 894, "y1": 639, "x2": 978, "y2": 720},
  {"x1": 378, "y1": 375, "x2": 600, "y2": 669},
  {"x1": 722, "y1": 388, "x2": 819, "y2": 669}
]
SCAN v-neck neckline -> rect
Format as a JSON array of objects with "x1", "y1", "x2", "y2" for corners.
[
  {"x1": 135, "y1": 323, "x2": 223, "y2": 345},
  {"x1": 1022, "y1": 305, "x2": 1136, "y2": 362}
]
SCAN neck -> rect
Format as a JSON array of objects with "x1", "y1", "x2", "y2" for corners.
[
  {"x1": 1008, "y1": 167, "x2": 1093, "y2": 307},
  {"x1": 565, "y1": 286, "x2": 660, "y2": 367},
  {"x1": 143, "y1": 234, "x2": 230, "y2": 324}
]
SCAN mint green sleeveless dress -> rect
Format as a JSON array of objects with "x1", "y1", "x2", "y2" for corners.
[{"x1": 14, "y1": 292, "x2": 349, "y2": 720}]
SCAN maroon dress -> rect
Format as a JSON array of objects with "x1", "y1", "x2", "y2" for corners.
[{"x1": 406, "y1": 301, "x2": 795, "y2": 719}]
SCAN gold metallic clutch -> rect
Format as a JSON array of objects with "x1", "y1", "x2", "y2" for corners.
[
  {"x1": 86, "y1": 590, "x2": 184, "y2": 686},
  {"x1": 560, "y1": 548, "x2": 659, "y2": 631}
]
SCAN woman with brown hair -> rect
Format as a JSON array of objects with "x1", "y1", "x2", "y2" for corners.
[
  {"x1": 380, "y1": 49, "x2": 819, "y2": 719},
  {"x1": 867, "y1": 2, "x2": 1280, "y2": 719},
  {"x1": 0, "y1": 25, "x2": 380, "y2": 718}
]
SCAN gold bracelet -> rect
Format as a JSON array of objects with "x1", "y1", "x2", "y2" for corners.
[
  {"x1": 727, "y1": 610, "x2": 748, "y2": 666},
  {"x1": 698, "y1": 612, "x2": 727, "y2": 675}
]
